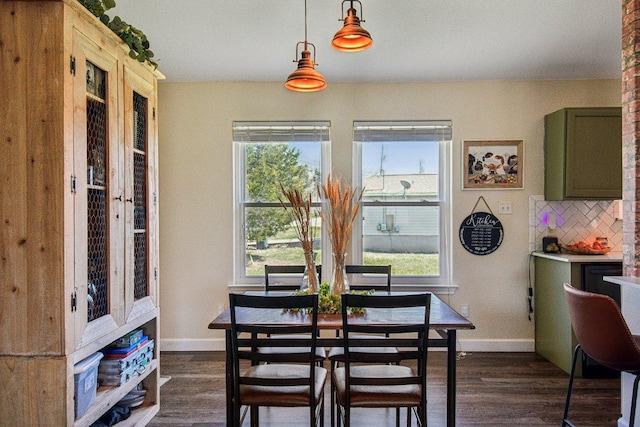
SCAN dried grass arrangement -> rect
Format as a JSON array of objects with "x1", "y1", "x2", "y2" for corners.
[
  {"x1": 279, "y1": 184, "x2": 319, "y2": 292},
  {"x1": 319, "y1": 174, "x2": 363, "y2": 294}
]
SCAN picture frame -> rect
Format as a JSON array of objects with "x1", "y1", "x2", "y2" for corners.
[{"x1": 463, "y1": 140, "x2": 523, "y2": 190}]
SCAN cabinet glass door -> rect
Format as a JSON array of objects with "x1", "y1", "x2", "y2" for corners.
[
  {"x1": 124, "y1": 65, "x2": 158, "y2": 321},
  {"x1": 133, "y1": 91, "x2": 149, "y2": 300},
  {"x1": 86, "y1": 60, "x2": 109, "y2": 322},
  {"x1": 73, "y1": 32, "x2": 122, "y2": 349}
]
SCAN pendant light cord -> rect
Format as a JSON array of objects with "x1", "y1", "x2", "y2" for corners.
[{"x1": 304, "y1": 0, "x2": 308, "y2": 50}]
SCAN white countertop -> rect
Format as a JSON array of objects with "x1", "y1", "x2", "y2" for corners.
[
  {"x1": 604, "y1": 275, "x2": 640, "y2": 289},
  {"x1": 532, "y1": 251, "x2": 623, "y2": 263}
]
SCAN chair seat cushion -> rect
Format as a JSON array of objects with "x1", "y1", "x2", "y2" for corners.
[
  {"x1": 240, "y1": 364, "x2": 327, "y2": 406},
  {"x1": 333, "y1": 365, "x2": 422, "y2": 407}
]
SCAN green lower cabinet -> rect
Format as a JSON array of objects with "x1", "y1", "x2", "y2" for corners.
[{"x1": 534, "y1": 257, "x2": 581, "y2": 375}]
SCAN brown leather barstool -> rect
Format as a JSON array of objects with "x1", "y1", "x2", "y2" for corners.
[{"x1": 563, "y1": 283, "x2": 640, "y2": 427}]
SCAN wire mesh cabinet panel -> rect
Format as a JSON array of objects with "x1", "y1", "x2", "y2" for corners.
[
  {"x1": 74, "y1": 39, "x2": 160, "y2": 344},
  {"x1": 123, "y1": 62, "x2": 159, "y2": 322},
  {"x1": 73, "y1": 30, "x2": 125, "y2": 348}
]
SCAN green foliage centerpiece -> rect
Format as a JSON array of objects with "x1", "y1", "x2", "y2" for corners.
[{"x1": 293, "y1": 282, "x2": 372, "y2": 315}]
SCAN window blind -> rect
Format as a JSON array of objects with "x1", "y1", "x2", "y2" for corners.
[
  {"x1": 233, "y1": 121, "x2": 331, "y2": 142},
  {"x1": 353, "y1": 120, "x2": 452, "y2": 142}
]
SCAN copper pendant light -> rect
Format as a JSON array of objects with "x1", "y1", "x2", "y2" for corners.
[
  {"x1": 285, "y1": 0, "x2": 327, "y2": 92},
  {"x1": 332, "y1": 0, "x2": 372, "y2": 52}
]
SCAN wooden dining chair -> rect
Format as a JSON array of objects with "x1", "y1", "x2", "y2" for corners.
[
  {"x1": 345, "y1": 264, "x2": 392, "y2": 292},
  {"x1": 328, "y1": 264, "x2": 396, "y2": 426},
  {"x1": 563, "y1": 283, "x2": 640, "y2": 427},
  {"x1": 332, "y1": 292, "x2": 431, "y2": 427},
  {"x1": 262, "y1": 265, "x2": 327, "y2": 364},
  {"x1": 264, "y1": 264, "x2": 322, "y2": 291},
  {"x1": 229, "y1": 293, "x2": 327, "y2": 427}
]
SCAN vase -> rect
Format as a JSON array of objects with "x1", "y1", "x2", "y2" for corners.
[
  {"x1": 301, "y1": 251, "x2": 319, "y2": 293},
  {"x1": 330, "y1": 252, "x2": 349, "y2": 295}
]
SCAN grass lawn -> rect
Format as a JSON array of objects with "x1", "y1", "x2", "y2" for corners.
[{"x1": 246, "y1": 245, "x2": 438, "y2": 277}]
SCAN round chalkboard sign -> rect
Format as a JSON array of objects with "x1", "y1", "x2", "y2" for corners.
[{"x1": 459, "y1": 211, "x2": 504, "y2": 255}]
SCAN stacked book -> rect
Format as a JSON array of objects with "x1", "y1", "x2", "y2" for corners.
[{"x1": 98, "y1": 330, "x2": 155, "y2": 387}]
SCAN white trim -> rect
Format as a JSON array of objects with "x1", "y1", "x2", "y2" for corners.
[
  {"x1": 457, "y1": 339, "x2": 534, "y2": 353},
  {"x1": 160, "y1": 338, "x2": 534, "y2": 353},
  {"x1": 227, "y1": 283, "x2": 459, "y2": 294},
  {"x1": 161, "y1": 338, "x2": 226, "y2": 352}
]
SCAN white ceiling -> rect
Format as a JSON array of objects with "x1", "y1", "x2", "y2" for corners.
[{"x1": 110, "y1": 0, "x2": 622, "y2": 84}]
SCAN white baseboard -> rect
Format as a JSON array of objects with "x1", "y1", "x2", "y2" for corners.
[
  {"x1": 161, "y1": 338, "x2": 226, "y2": 352},
  {"x1": 159, "y1": 338, "x2": 535, "y2": 353},
  {"x1": 457, "y1": 339, "x2": 535, "y2": 352}
]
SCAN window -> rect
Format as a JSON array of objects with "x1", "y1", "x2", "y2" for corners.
[
  {"x1": 233, "y1": 121, "x2": 330, "y2": 284},
  {"x1": 353, "y1": 121, "x2": 452, "y2": 288}
]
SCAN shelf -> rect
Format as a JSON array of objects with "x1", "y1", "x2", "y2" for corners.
[
  {"x1": 86, "y1": 92, "x2": 106, "y2": 104},
  {"x1": 115, "y1": 402, "x2": 159, "y2": 427},
  {"x1": 73, "y1": 359, "x2": 158, "y2": 427}
]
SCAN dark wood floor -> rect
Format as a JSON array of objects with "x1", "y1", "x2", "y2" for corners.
[{"x1": 147, "y1": 351, "x2": 620, "y2": 426}]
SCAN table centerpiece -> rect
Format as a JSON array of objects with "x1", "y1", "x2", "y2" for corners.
[
  {"x1": 279, "y1": 184, "x2": 319, "y2": 292},
  {"x1": 319, "y1": 174, "x2": 363, "y2": 295}
]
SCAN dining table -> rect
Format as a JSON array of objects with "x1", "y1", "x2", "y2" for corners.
[{"x1": 208, "y1": 291, "x2": 475, "y2": 427}]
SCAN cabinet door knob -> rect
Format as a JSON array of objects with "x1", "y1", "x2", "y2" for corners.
[
  {"x1": 126, "y1": 198, "x2": 133, "y2": 203},
  {"x1": 115, "y1": 195, "x2": 123, "y2": 201}
]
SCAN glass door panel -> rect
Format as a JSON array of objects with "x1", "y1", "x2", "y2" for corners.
[
  {"x1": 133, "y1": 92, "x2": 149, "y2": 300},
  {"x1": 86, "y1": 60, "x2": 110, "y2": 322},
  {"x1": 73, "y1": 31, "x2": 122, "y2": 349}
]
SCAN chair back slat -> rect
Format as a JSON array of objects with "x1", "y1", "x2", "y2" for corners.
[
  {"x1": 350, "y1": 376, "x2": 422, "y2": 386},
  {"x1": 346, "y1": 264, "x2": 391, "y2": 292},
  {"x1": 264, "y1": 264, "x2": 322, "y2": 291},
  {"x1": 235, "y1": 325, "x2": 312, "y2": 336},
  {"x1": 239, "y1": 351, "x2": 317, "y2": 364},
  {"x1": 345, "y1": 350, "x2": 422, "y2": 364},
  {"x1": 347, "y1": 323, "x2": 426, "y2": 335},
  {"x1": 240, "y1": 377, "x2": 310, "y2": 387}
]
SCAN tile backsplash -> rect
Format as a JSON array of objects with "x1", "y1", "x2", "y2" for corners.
[{"x1": 528, "y1": 195, "x2": 622, "y2": 253}]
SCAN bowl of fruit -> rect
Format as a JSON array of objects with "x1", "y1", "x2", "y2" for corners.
[{"x1": 560, "y1": 240, "x2": 611, "y2": 255}]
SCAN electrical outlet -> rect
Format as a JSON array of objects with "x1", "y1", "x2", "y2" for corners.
[
  {"x1": 461, "y1": 304, "x2": 469, "y2": 317},
  {"x1": 498, "y1": 201, "x2": 512, "y2": 214}
]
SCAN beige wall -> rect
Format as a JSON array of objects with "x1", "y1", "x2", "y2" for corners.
[{"x1": 157, "y1": 79, "x2": 620, "y2": 351}]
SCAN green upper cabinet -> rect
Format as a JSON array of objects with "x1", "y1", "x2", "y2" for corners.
[{"x1": 544, "y1": 107, "x2": 622, "y2": 200}]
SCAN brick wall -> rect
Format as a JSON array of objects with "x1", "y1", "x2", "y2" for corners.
[{"x1": 622, "y1": 0, "x2": 640, "y2": 276}]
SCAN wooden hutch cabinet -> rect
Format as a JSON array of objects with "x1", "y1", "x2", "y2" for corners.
[{"x1": 0, "y1": 1, "x2": 163, "y2": 425}]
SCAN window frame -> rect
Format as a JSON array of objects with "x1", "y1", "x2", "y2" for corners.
[
  {"x1": 352, "y1": 121, "x2": 452, "y2": 291},
  {"x1": 233, "y1": 121, "x2": 330, "y2": 286}
]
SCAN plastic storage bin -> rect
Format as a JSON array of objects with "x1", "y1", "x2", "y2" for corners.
[{"x1": 74, "y1": 351, "x2": 104, "y2": 419}]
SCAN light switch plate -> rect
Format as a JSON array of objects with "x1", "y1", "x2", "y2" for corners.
[{"x1": 499, "y1": 201, "x2": 512, "y2": 214}]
